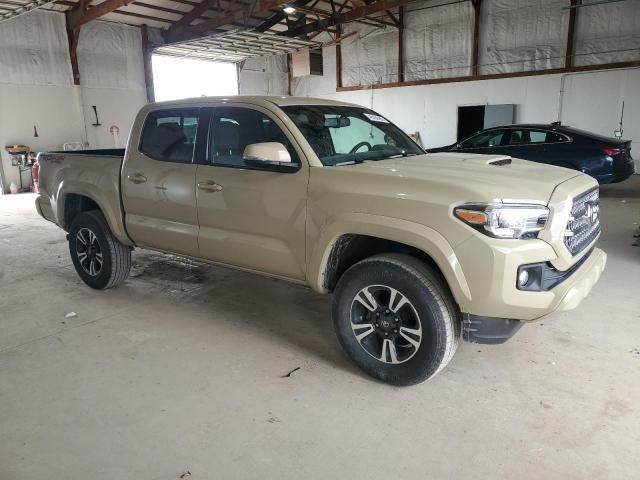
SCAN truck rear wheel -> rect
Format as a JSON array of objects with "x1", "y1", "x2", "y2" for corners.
[
  {"x1": 332, "y1": 253, "x2": 460, "y2": 386},
  {"x1": 68, "y1": 211, "x2": 131, "y2": 290}
]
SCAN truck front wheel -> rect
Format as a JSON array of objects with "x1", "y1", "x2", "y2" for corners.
[
  {"x1": 68, "y1": 211, "x2": 131, "y2": 290},
  {"x1": 333, "y1": 253, "x2": 460, "y2": 386}
]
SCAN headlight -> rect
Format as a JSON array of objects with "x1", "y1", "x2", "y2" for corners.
[{"x1": 454, "y1": 203, "x2": 549, "y2": 239}]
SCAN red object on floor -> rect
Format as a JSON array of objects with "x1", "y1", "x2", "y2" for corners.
[{"x1": 31, "y1": 160, "x2": 39, "y2": 193}]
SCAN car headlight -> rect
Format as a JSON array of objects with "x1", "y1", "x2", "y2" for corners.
[{"x1": 454, "y1": 203, "x2": 549, "y2": 239}]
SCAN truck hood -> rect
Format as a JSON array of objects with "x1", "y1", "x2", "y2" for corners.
[{"x1": 343, "y1": 152, "x2": 583, "y2": 203}]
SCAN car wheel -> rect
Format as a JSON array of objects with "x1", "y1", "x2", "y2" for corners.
[
  {"x1": 68, "y1": 211, "x2": 131, "y2": 289},
  {"x1": 333, "y1": 253, "x2": 460, "y2": 386}
]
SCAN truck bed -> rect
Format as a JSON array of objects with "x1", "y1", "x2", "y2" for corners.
[{"x1": 36, "y1": 149, "x2": 131, "y2": 246}]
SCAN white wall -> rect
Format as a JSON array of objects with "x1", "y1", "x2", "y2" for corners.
[
  {"x1": 238, "y1": 55, "x2": 288, "y2": 96},
  {"x1": 287, "y1": 0, "x2": 639, "y2": 158},
  {"x1": 0, "y1": 11, "x2": 147, "y2": 193},
  {"x1": 291, "y1": 44, "x2": 640, "y2": 166}
]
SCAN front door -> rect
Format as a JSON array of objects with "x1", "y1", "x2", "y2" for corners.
[
  {"x1": 195, "y1": 105, "x2": 308, "y2": 280},
  {"x1": 456, "y1": 128, "x2": 508, "y2": 155},
  {"x1": 122, "y1": 107, "x2": 200, "y2": 256}
]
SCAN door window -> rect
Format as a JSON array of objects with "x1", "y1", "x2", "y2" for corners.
[
  {"x1": 140, "y1": 109, "x2": 200, "y2": 163},
  {"x1": 460, "y1": 130, "x2": 506, "y2": 148},
  {"x1": 207, "y1": 107, "x2": 299, "y2": 168}
]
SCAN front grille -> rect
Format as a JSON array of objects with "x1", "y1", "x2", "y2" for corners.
[{"x1": 564, "y1": 188, "x2": 601, "y2": 255}]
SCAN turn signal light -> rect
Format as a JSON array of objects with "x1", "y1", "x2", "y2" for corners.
[{"x1": 454, "y1": 209, "x2": 487, "y2": 225}]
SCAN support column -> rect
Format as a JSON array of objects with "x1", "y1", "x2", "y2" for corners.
[
  {"x1": 565, "y1": 0, "x2": 578, "y2": 68},
  {"x1": 335, "y1": 23, "x2": 343, "y2": 89},
  {"x1": 397, "y1": 6, "x2": 404, "y2": 83},
  {"x1": 141, "y1": 25, "x2": 155, "y2": 103},
  {"x1": 66, "y1": 20, "x2": 81, "y2": 85},
  {"x1": 471, "y1": 0, "x2": 482, "y2": 77},
  {"x1": 65, "y1": 0, "x2": 90, "y2": 85}
]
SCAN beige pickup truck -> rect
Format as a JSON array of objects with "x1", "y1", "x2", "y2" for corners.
[{"x1": 36, "y1": 96, "x2": 606, "y2": 385}]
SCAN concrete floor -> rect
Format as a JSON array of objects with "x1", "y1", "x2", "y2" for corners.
[{"x1": 1, "y1": 178, "x2": 639, "y2": 480}]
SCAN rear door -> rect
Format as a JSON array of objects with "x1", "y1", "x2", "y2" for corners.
[
  {"x1": 122, "y1": 107, "x2": 201, "y2": 256},
  {"x1": 194, "y1": 104, "x2": 308, "y2": 280},
  {"x1": 505, "y1": 128, "x2": 570, "y2": 164}
]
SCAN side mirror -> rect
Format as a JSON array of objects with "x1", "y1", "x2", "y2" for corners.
[{"x1": 242, "y1": 142, "x2": 298, "y2": 172}]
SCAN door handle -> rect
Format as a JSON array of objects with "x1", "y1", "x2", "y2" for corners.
[
  {"x1": 197, "y1": 181, "x2": 223, "y2": 193},
  {"x1": 127, "y1": 173, "x2": 147, "y2": 184}
]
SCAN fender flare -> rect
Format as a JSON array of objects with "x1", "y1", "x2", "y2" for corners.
[
  {"x1": 55, "y1": 180, "x2": 132, "y2": 246},
  {"x1": 307, "y1": 212, "x2": 472, "y2": 306}
]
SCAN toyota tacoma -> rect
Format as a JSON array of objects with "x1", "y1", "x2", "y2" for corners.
[{"x1": 36, "y1": 96, "x2": 606, "y2": 385}]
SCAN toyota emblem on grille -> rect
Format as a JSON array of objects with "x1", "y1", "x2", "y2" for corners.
[{"x1": 585, "y1": 201, "x2": 599, "y2": 224}]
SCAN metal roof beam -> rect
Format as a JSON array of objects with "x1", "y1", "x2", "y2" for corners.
[
  {"x1": 282, "y1": 0, "x2": 415, "y2": 36},
  {"x1": 165, "y1": 0, "x2": 290, "y2": 43}
]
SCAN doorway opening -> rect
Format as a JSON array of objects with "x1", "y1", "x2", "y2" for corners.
[
  {"x1": 457, "y1": 104, "x2": 516, "y2": 140},
  {"x1": 152, "y1": 55, "x2": 238, "y2": 101}
]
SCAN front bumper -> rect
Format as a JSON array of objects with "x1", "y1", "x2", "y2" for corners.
[
  {"x1": 460, "y1": 247, "x2": 606, "y2": 344},
  {"x1": 454, "y1": 230, "x2": 607, "y2": 322}
]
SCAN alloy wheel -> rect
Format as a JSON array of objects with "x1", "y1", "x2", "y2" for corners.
[
  {"x1": 76, "y1": 227, "x2": 103, "y2": 277},
  {"x1": 350, "y1": 284, "x2": 422, "y2": 364}
]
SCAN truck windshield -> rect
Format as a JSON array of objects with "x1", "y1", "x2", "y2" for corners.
[{"x1": 282, "y1": 105, "x2": 424, "y2": 166}]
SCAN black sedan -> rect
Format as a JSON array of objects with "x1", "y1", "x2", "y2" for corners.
[{"x1": 428, "y1": 123, "x2": 635, "y2": 183}]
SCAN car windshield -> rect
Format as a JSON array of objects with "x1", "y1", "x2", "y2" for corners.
[{"x1": 282, "y1": 105, "x2": 424, "y2": 166}]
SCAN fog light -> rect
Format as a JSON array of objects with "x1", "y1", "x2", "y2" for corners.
[{"x1": 518, "y1": 269, "x2": 529, "y2": 287}]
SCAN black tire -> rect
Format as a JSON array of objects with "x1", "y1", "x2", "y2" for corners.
[
  {"x1": 333, "y1": 253, "x2": 460, "y2": 386},
  {"x1": 68, "y1": 210, "x2": 131, "y2": 290}
]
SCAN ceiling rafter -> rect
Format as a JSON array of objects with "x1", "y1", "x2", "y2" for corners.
[
  {"x1": 168, "y1": 0, "x2": 221, "y2": 32},
  {"x1": 65, "y1": 0, "x2": 133, "y2": 28},
  {"x1": 164, "y1": 0, "x2": 291, "y2": 43},
  {"x1": 282, "y1": 0, "x2": 416, "y2": 36}
]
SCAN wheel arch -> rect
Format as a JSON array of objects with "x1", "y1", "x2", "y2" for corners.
[
  {"x1": 57, "y1": 189, "x2": 132, "y2": 246},
  {"x1": 307, "y1": 213, "x2": 472, "y2": 307}
]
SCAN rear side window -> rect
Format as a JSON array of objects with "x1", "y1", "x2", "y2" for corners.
[
  {"x1": 509, "y1": 129, "x2": 568, "y2": 145},
  {"x1": 140, "y1": 109, "x2": 199, "y2": 163},
  {"x1": 546, "y1": 131, "x2": 568, "y2": 143}
]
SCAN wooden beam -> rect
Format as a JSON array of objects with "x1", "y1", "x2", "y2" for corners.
[
  {"x1": 287, "y1": 53, "x2": 292, "y2": 95},
  {"x1": 66, "y1": 18, "x2": 81, "y2": 85},
  {"x1": 165, "y1": 0, "x2": 290, "y2": 43},
  {"x1": 65, "y1": 0, "x2": 90, "y2": 85},
  {"x1": 386, "y1": 9, "x2": 399, "y2": 26},
  {"x1": 335, "y1": 22, "x2": 343, "y2": 88},
  {"x1": 169, "y1": 0, "x2": 218, "y2": 32},
  {"x1": 282, "y1": 0, "x2": 416, "y2": 36},
  {"x1": 565, "y1": 0, "x2": 578, "y2": 68},
  {"x1": 397, "y1": 5, "x2": 403, "y2": 82},
  {"x1": 336, "y1": 60, "x2": 640, "y2": 92},
  {"x1": 322, "y1": 30, "x2": 356, "y2": 46},
  {"x1": 141, "y1": 24, "x2": 155, "y2": 103},
  {"x1": 74, "y1": 0, "x2": 134, "y2": 27},
  {"x1": 471, "y1": 0, "x2": 481, "y2": 76}
]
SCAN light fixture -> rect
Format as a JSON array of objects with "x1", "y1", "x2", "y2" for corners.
[
  {"x1": 283, "y1": 5, "x2": 296, "y2": 14},
  {"x1": 517, "y1": 270, "x2": 529, "y2": 288}
]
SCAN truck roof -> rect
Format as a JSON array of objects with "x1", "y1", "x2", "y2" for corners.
[{"x1": 148, "y1": 95, "x2": 362, "y2": 109}]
